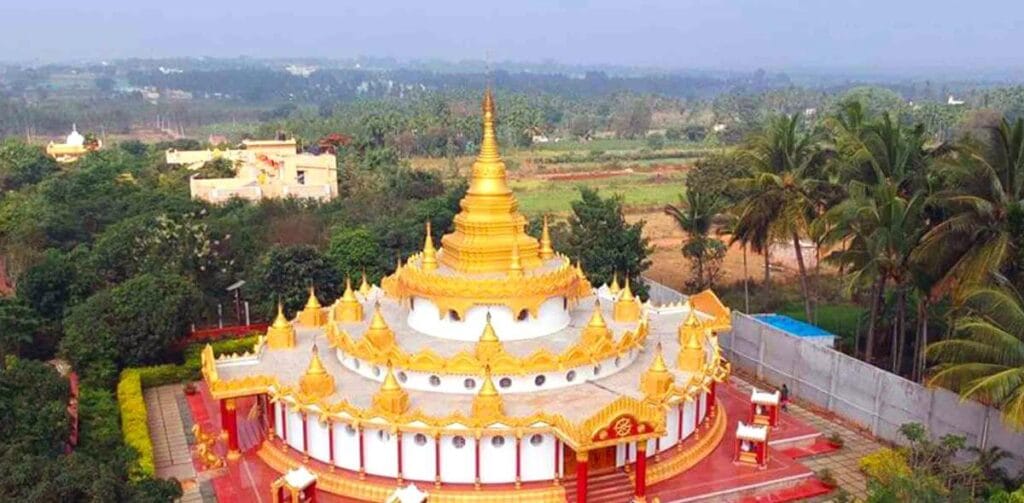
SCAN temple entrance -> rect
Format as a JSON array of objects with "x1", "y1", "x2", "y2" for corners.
[{"x1": 564, "y1": 444, "x2": 617, "y2": 475}]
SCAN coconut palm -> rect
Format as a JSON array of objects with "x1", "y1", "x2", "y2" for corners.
[
  {"x1": 665, "y1": 189, "x2": 726, "y2": 289},
  {"x1": 733, "y1": 114, "x2": 831, "y2": 322},
  {"x1": 928, "y1": 280, "x2": 1024, "y2": 429},
  {"x1": 915, "y1": 118, "x2": 1024, "y2": 295}
]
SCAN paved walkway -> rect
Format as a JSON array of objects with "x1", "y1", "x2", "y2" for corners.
[
  {"x1": 145, "y1": 384, "x2": 204, "y2": 503},
  {"x1": 731, "y1": 375, "x2": 884, "y2": 501}
]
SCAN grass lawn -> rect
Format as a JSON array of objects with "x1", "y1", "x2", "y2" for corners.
[{"x1": 511, "y1": 172, "x2": 686, "y2": 214}]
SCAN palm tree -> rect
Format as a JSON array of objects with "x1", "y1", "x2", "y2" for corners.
[
  {"x1": 733, "y1": 114, "x2": 831, "y2": 322},
  {"x1": 665, "y1": 190, "x2": 726, "y2": 290},
  {"x1": 915, "y1": 118, "x2": 1024, "y2": 295},
  {"x1": 928, "y1": 280, "x2": 1024, "y2": 429}
]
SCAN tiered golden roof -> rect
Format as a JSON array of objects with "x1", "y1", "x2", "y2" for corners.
[
  {"x1": 363, "y1": 302, "x2": 395, "y2": 349},
  {"x1": 613, "y1": 275, "x2": 642, "y2": 322},
  {"x1": 580, "y1": 301, "x2": 613, "y2": 347},
  {"x1": 677, "y1": 301, "x2": 707, "y2": 372},
  {"x1": 333, "y1": 277, "x2": 364, "y2": 322},
  {"x1": 640, "y1": 343, "x2": 674, "y2": 402},
  {"x1": 266, "y1": 303, "x2": 296, "y2": 349},
  {"x1": 299, "y1": 344, "x2": 335, "y2": 399},
  {"x1": 298, "y1": 287, "x2": 327, "y2": 327},
  {"x1": 471, "y1": 367, "x2": 504, "y2": 419},
  {"x1": 439, "y1": 89, "x2": 541, "y2": 273},
  {"x1": 475, "y1": 313, "x2": 504, "y2": 361},
  {"x1": 372, "y1": 366, "x2": 410, "y2": 416}
]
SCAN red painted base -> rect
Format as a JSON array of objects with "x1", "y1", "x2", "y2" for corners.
[{"x1": 186, "y1": 379, "x2": 833, "y2": 503}]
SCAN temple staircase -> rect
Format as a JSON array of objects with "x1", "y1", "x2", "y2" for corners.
[{"x1": 564, "y1": 469, "x2": 635, "y2": 503}]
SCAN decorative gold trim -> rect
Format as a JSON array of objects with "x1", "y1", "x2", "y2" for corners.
[{"x1": 634, "y1": 401, "x2": 727, "y2": 486}]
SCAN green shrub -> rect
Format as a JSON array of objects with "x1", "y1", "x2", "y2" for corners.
[
  {"x1": 77, "y1": 386, "x2": 124, "y2": 457},
  {"x1": 117, "y1": 369, "x2": 154, "y2": 479},
  {"x1": 859, "y1": 448, "x2": 911, "y2": 485}
]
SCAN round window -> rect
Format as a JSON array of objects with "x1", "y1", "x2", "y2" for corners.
[
  {"x1": 566, "y1": 370, "x2": 577, "y2": 382},
  {"x1": 614, "y1": 356, "x2": 622, "y2": 367},
  {"x1": 464, "y1": 378, "x2": 476, "y2": 390},
  {"x1": 345, "y1": 425, "x2": 357, "y2": 436},
  {"x1": 452, "y1": 436, "x2": 466, "y2": 449},
  {"x1": 593, "y1": 365, "x2": 602, "y2": 376},
  {"x1": 414, "y1": 433, "x2": 428, "y2": 446},
  {"x1": 529, "y1": 434, "x2": 544, "y2": 446},
  {"x1": 429, "y1": 375, "x2": 441, "y2": 387},
  {"x1": 534, "y1": 375, "x2": 546, "y2": 387},
  {"x1": 397, "y1": 371, "x2": 408, "y2": 383},
  {"x1": 499, "y1": 377, "x2": 512, "y2": 389},
  {"x1": 491, "y1": 436, "x2": 505, "y2": 448},
  {"x1": 353, "y1": 359, "x2": 361, "y2": 369},
  {"x1": 372, "y1": 366, "x2": 381, "y2": 377},
  {"x1": 378, "y1": 430, "x2": 390, "y2": 442}
]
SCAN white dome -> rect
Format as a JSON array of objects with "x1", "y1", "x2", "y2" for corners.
[{"x1": 65, "y1": 125, "x2": 84, "y2": 146}]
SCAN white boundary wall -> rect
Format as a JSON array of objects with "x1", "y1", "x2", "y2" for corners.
[{"x1": 721, "y1": 311, "x2": 1024, "y2": 471}]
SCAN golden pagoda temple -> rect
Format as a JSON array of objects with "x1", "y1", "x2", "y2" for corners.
[{"x1": 201, "y1": 90, "x2": 733, "y2": 503}]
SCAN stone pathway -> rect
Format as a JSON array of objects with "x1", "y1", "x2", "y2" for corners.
[
  {"x1": 730, "y1": 375, "x2": 884, "y2": 502},
  {"x1": 145, "y1": 384, "x2": 204, "y2": 503}
]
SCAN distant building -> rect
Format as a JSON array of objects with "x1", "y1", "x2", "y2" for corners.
[
  {"x1": 712, "y1": 123, "x2": 728, "y2": 133},
  {"x1": 46, "y1": 124, "x2": 101, "y2": 163},
  {"x1": 166, "y1": 138, "x2": 338, "y2": 204},
  {"x1": 948, "y1": 95, "x2": 965, "y2": 106}
]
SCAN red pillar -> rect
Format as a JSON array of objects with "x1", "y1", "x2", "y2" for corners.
[
  {"x1": 515, "y1": 436, "x2": 522, "y2": 488},
  {"x1": 677, "y1": 403, "x2": 684, "y2": 443},
  {"x1": 576, "y1": 451, "x2": 589, "y2": 503},
  {"x1": 267, "y1": 395, "x2": 276, "y2": 438},
  {"x1": 223, "y1": 398, "x2": 240, "y2": 460},
  {"x1": 219, "y1": 400, "x2": 229, "y2": 440},
  {"x1": 474, "y1": 436, "x2": 481, "y2": 488},
  {"x1": 635, "y1": 442, "x2": 648, "y2": 502},
  {"x1": 327, "y1": 420, "x2": 335, "y2": 470},
  {"x1": 434, "y1": 434, "x2": 442, "y2": 488},
  {"x1": 357, "y1": 425, "x2": 366, "y2": 479},
  {"x1": 709, "y1": 381, "x2": 717, "y2": 411},
  {"x1": 396, "y1": 431, "x2": 404, "y2": 483},
  {"x1": 281, "y1": 402, "x2": 288, "y2": 443},
  {"x1": 301, "y1": 413, "x2": 309, "y2": 460}
]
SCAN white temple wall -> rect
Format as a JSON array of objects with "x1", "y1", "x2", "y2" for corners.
[
  {"x1": 334, "y1": 423, "x2": 360, "y2": 471},
  {"x1": 364, "y1": 428, "x2": 398, "y2": 477},
  {"x1": 439, "y1": 434, "x2": 476, "y2": 483},
  {"x1": 407, "y1": 297, "x2": 570, "y2": 340},
  {"x1": 274, "y1": 401, "x2": 285, "y2": 439},
  {"x1": 480, "y1": 434, "x2": 516, "y2": 483},
  {"x1": 682, "y1": 400, "x2": 697, "y2": 439},
  {"x1": 285, "y1": 409, "x2": 305, "y2": 452},
  {"x1": 307, "y1": 415, "x2": 330, "y2": 462},
  {"x1": 402, "y1": 433, "x2": 437, "y2": 482},
  {"x1": 337, "y1": 348, "x2": 638, "y2": 395},
  {"x1": 662, "y1": 406, "x2": 680, "y2": 451},
  {"x1": 520, "y1": 434, "x2": 556, "y2": 482}
]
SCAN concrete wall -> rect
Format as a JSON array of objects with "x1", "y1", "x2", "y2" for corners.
[{"x1": 721, "y1": 311, "x2": 1024, "y2": 471}]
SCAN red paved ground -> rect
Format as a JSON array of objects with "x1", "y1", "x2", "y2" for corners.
[
  {"x1": 778, "y1": 437, "x2": 841, "y2": 460},
  {"x1": 188, "y1": 379, "x2": 829, "y2": 502},
  {"x1": 648, "y1": 383, "x2": 817, "y2": 502}
]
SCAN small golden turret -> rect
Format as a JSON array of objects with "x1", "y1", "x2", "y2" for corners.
[
  {"x1": 640, "y1": 343, "x2": 675, "y2": 401},
  {"x1": 421, "y1": 221, "x2": 438, "y2": 272},
  {"x1": 299, "y1": 344, "x2": 335, "y2": 399},
  {"x1": 475, "y1": 313, "x2": 504, "y2": 362},
  {"x1": 364, "y1": 302, "x2": 395, "y2": 348},
  {"x1": 359, "y1": 271, "x2": 372, "y2": 296},
  {"x1": 266, "y1": 302, "x2": 296, "y2": 349},
  {"x1": 581, "y1": 301, "x2": 612, "y2": 346},
  {"x1": 677, "y1": 301, "x2": 707, "y2": 371},
  {"x1": 539, "y1": 216, "x2": 554, "y2": 261},
  {"x1": 471, "y1": 366, "x2": 504, "y2": 418},
  {"x1": 609, "y1": 272, "x2": 621, "y2": 295},
  {"x1": 334, "y1": 277, "x2": 364, "y2": 322},
  {"x1": 372, "y1": 365, "x2": 410, "y2": 416},
  {"x1": 613, "y1": 275, "x2": 642, "y2": 322},
  {"x1": 508, "y1": 233, "x2": 524, "y2": 278},
  {"x1": 298, "y1": 286, "x2": 327, "y2": 327}
]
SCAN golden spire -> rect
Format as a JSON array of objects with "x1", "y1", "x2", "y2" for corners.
[
  {"x1": 613, "y1": 274, "x2": 641, "y2": 322},
  {"x1": 422, "y1": 221, "x2": 438, "y2": 272},
  {"x1": 610, "y1": 272, "x2": 621, "y2": 295},
  {"x1": 334, "y1": 276, "x2": 364, "y2": 322},
  {"x1": 582, "y1": 300, "x2": 612, "y2": 346},
  {"x1": 475, "y1": 312, "x2": 504, "y2": 361},
  {"x1": 641, "y1": 342, "x2": 674, "y2": 400},
  {"x1": 364, "y1": 301, "x2": 395, "y2": 348},
  {"x1": 588, "y1": 301, "x2": 607, "y2": 328},
  {"x1": 300, "y1": 343, "x2": 335, "y2": 399},
  {"x1": 298, "y1": 286, "x2": 326, "y2": 327},
  {"x1": 372, "y1": 364, "x2": 410, "y2": 415},
  {"x1": 508, "y1": 231, "x2": 524, "y2": 278},
  {"x1": 678, "y1": 301, "x2": 706, "y2": 371},
  {"x1": 472, "y1": 365, "x2": 504, "y2": 418},
  {"x1": 473, "y1": 88, "x2": 508, "y2": 191},
  {"x1": 539, "y1": 216, "x2": 554, "y2": 260},
  {"x1": 359, "y1": 271, "x2": 371, "y2": 295},
  {"x1": 266, "y1": 301, "x2": 296, "y2": 349}
]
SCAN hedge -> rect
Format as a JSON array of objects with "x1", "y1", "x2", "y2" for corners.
[
  {"x1": 134, "y1": 334, "x2": 260, "y2": 388},
  {"x1": 117, "y1": 369, "x2": 154, "y2": 479},
  {"x1": 77, "y1": 386, "x2": 123, "y2": 457}
]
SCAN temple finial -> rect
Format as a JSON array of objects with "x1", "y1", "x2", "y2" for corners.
[
  {"x1": 422, "y1": 220, "x2": 438, "y2": 272},
  {"x1": 539, "y1": 215, "x2": 554, "y2": 260}
]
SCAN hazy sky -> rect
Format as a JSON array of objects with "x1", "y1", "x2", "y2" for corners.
[{"x1": 3, "y1": 0, "x2": 1022, "y2": 72}]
